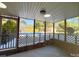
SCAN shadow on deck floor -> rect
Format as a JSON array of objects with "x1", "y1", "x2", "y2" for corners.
[{"x1": 7, "y1": 45, "x2": 70, "y2": 57}]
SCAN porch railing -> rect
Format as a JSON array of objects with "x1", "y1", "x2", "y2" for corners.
[
  {"x1": 54, "y1": 33, "x2": 79, "y2": 45},
  {"x1": 0, "y1": 33, "x2": 53, "y2": 50}
]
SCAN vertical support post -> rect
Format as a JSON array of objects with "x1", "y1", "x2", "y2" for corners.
[
  {"x1": 16, "y1": 17, "x2": 20, "y2": 49},
  {"x1": 58, "y1": 34, "x2": 59, "y2": 40},
  {"x1": 0, "y1": 16, "x2": 2, "y2": 45},
  {"x1": 64, "y1": 19, "x2": 67, "y2": 42},
  {"x1": 44, "y1": 21, "x2": 46, "y2": 41},
  {"x1": 49, "y1": 33, "x2": 50, "y2": 40},
  {"x1": 33, "y1": 19, "x2": 35, "y2": 45},
  {"x1": 53, "y1": 23, "x2": 55, "y2": 39},
  {"x1": 75, "y1": 35, "x2": 77, "y2": 45},
  {"x1": 26, "y1": 34, "x2": 28, "y2": 46},
  {"x1": 39, "y1": 33, "x2": 41, "y2": 43}
]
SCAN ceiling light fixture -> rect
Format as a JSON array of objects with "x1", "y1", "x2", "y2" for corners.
[
  {"x1": 0, "y1": 2, "x2": 7, "y2": 9},
  {"x1": 44, "y1": 14, "x2": 51, "y2": 18}
]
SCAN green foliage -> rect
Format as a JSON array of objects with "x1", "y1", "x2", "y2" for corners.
[
  {"x1": 58, "y1": 21, "x2": 65, "y2": 29},
  {"x1": 67, "y1": 22, "x2": 79, "y2": 31},
  {"x1": 46, "y1": 21, "x2": 53, "y2": 28},
  {"x1": 35, "y1": 20, "x2": 53, "y2": 32},
  {"x1": 1, "y1": 19, "x2": 16, "y2": 44},
  {"x1": 58, "y1": 20, "x2": 79, "y2": 34},
  {"x1": 66, "y1": 27, "x2": 75, "y2": 35},
  {"x1": 2, "y1": 19, "x2": 16, "y2": 33},
  {"x1": 35, "y1": 20, "x2": 44, "y2": 31}
]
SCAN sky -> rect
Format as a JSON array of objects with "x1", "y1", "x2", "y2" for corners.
[
  {"x1": 67, "y1": 17, "x2": 79, "y2": 23},
  {"x1": 21, "y1": 18, "x2": 34, "y2": 25}
]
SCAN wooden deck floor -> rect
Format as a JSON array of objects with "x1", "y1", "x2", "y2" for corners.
[{"x1": 8, "y1": 45, "x2": 70, "y2": 57}]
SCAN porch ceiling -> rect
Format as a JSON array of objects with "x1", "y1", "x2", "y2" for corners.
[{"x1": 0, "y1": 2, "x2": 79, "y2": 23}]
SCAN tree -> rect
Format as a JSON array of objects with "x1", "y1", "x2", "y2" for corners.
[
  {"x1": 46, "y1": 21, "x2": 53, "y2": 28},
  {"x1": 1, "y1": 19, "x2": 16, "y2": 44},
  {"x1": 35, "y1": 20, "x2": 44, "y2": 32},
  {"x1": 45, "y1": 21, "x2": 53, "y2": 32},
  {"x1": 59, "y1": 21, "x2": 79, "y2": 34},
  {"x1": 2, "y1": 20, "x2": 16, "y2": 33}
]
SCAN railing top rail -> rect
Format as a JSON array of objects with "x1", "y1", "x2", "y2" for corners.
[{"x1": 19, "y1": 32, "x2": 53, "y2": 34}]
